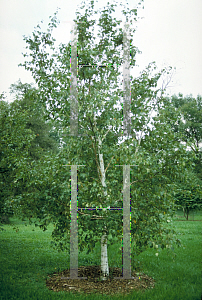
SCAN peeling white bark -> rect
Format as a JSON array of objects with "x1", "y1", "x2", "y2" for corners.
[
  {"x1": 98, "y1": 136, "x2": 109, "y2": 280},
  {"x1": 101, "y1": 227, "x2": 109, "y2": 280}
]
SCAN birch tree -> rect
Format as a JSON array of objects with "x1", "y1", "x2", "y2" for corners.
[{"x1": 12, "y1": 0, "x2": 192, "y2": 278}]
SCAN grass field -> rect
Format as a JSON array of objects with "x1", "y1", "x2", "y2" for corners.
[{"x1": 0, "y1": 209, "x2": 202, "y2": 300}]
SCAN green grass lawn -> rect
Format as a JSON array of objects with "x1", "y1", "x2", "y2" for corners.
[{"x1": 0, "y1": 209, "x2": 202, "y2": 300}]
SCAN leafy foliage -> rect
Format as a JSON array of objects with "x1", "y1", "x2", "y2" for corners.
[
  {"x1": 160, "y1": 94, "x2": 202, "y2": 216},
  {"x1": 9, "y1": 80, "x2": 60, "y2": 160},
  {"x1": 169, "y1": 94, "x2": 202, "y2": 180},
  {"x1": 173, "y1": 169, "x2": 202, "y2": 220},
  {"x1": 0, "y1": 98, "x2": 35, "y2": 223}
]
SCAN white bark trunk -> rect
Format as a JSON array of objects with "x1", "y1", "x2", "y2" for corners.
[
  {"x1": 101, "y1": 227, "x2": 109, "y2": 280},
  {"x1": 98, "y1": 139, "x2": 107, "y2": 196},
  {"x1": 98, "y1": 136, "x2": 109, "y2": 280}
]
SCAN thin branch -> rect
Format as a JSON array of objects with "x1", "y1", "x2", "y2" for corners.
[
  {"x1": 189, "y1": 142, "x2": 197, "y2": 153},
  {"x1": 78, "y1": 210, "x2": 105, "y2": 219},
  {"x1": 121, "y1": 178, "x2": 150, "y2": 193},
  {"x1": 87, "y1": 114, "x2": 103, "y2": 182},
  {"x1": 133, "y1": 134, "x2": 142, "y2": 159},
  {"x1": 102, "y1": 127, "x2": 111, "y2": 143},
  {"x1": 104, "y1": 156, "x2": 115, "y2": 173},
  {"x1": 90, "y1": 135, "x2": 102, "y2": 181}
]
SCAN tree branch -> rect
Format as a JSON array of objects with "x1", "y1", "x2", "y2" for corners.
[
  {"x1": 120, "y1": 178, "x2": 151, "y2": 193},
  {"x1": 104, "y1": 156, "x2": 115, "y2": 173},
  {"x1": 78, "y1": 210, "x2": 105, "y2": 219},
  {"x1": 102, "y1": 127, "x2": 111, "y2": 143},
  {"x1": 90, "y1": 135, "x2": 102, "y2": 181}
]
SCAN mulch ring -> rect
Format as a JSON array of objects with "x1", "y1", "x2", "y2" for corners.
[{"x1": 46, "y1": 265, "x2": 156, "y2": 296}]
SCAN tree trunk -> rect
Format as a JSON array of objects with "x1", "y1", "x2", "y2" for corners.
[
  {"x1": 183, "y1": 207, "x2": 189, "y2": 220},
  {"x1": 98, "y1": 136, "x2": 109, "y2": 280},
  {"x1": 101, "y1": 226, "x2": 109, "y2": 280}
]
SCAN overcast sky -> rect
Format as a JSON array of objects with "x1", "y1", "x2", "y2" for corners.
[{"x1": 0, "y1": 0, "x2": 201, "y2": 103}]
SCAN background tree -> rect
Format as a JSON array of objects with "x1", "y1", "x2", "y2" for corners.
[
  {"x1": 0, "y1": 98, "x2": 35, "y2": 224},
  {"x1": 161, "y1": 94, "x2": 202, "y2": 215},
  {"x1": 0, "y1": 81, "x2": 61, "y2": 224},
  {"x1": 140, "y1": 94, "x2": 202, "y2": 220},
  {"x1": 9, "y1": 80, "x2": 61, "y2": 160},
  {"x1": 173, "y1": 168, "x2": 202, "y2": 220},
  {"x1": 170, "y1": 94, "x2": 202, "y2": 180},
  {"x1": 10, "y1": 0, "x2": 193, "y2": 278}
]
